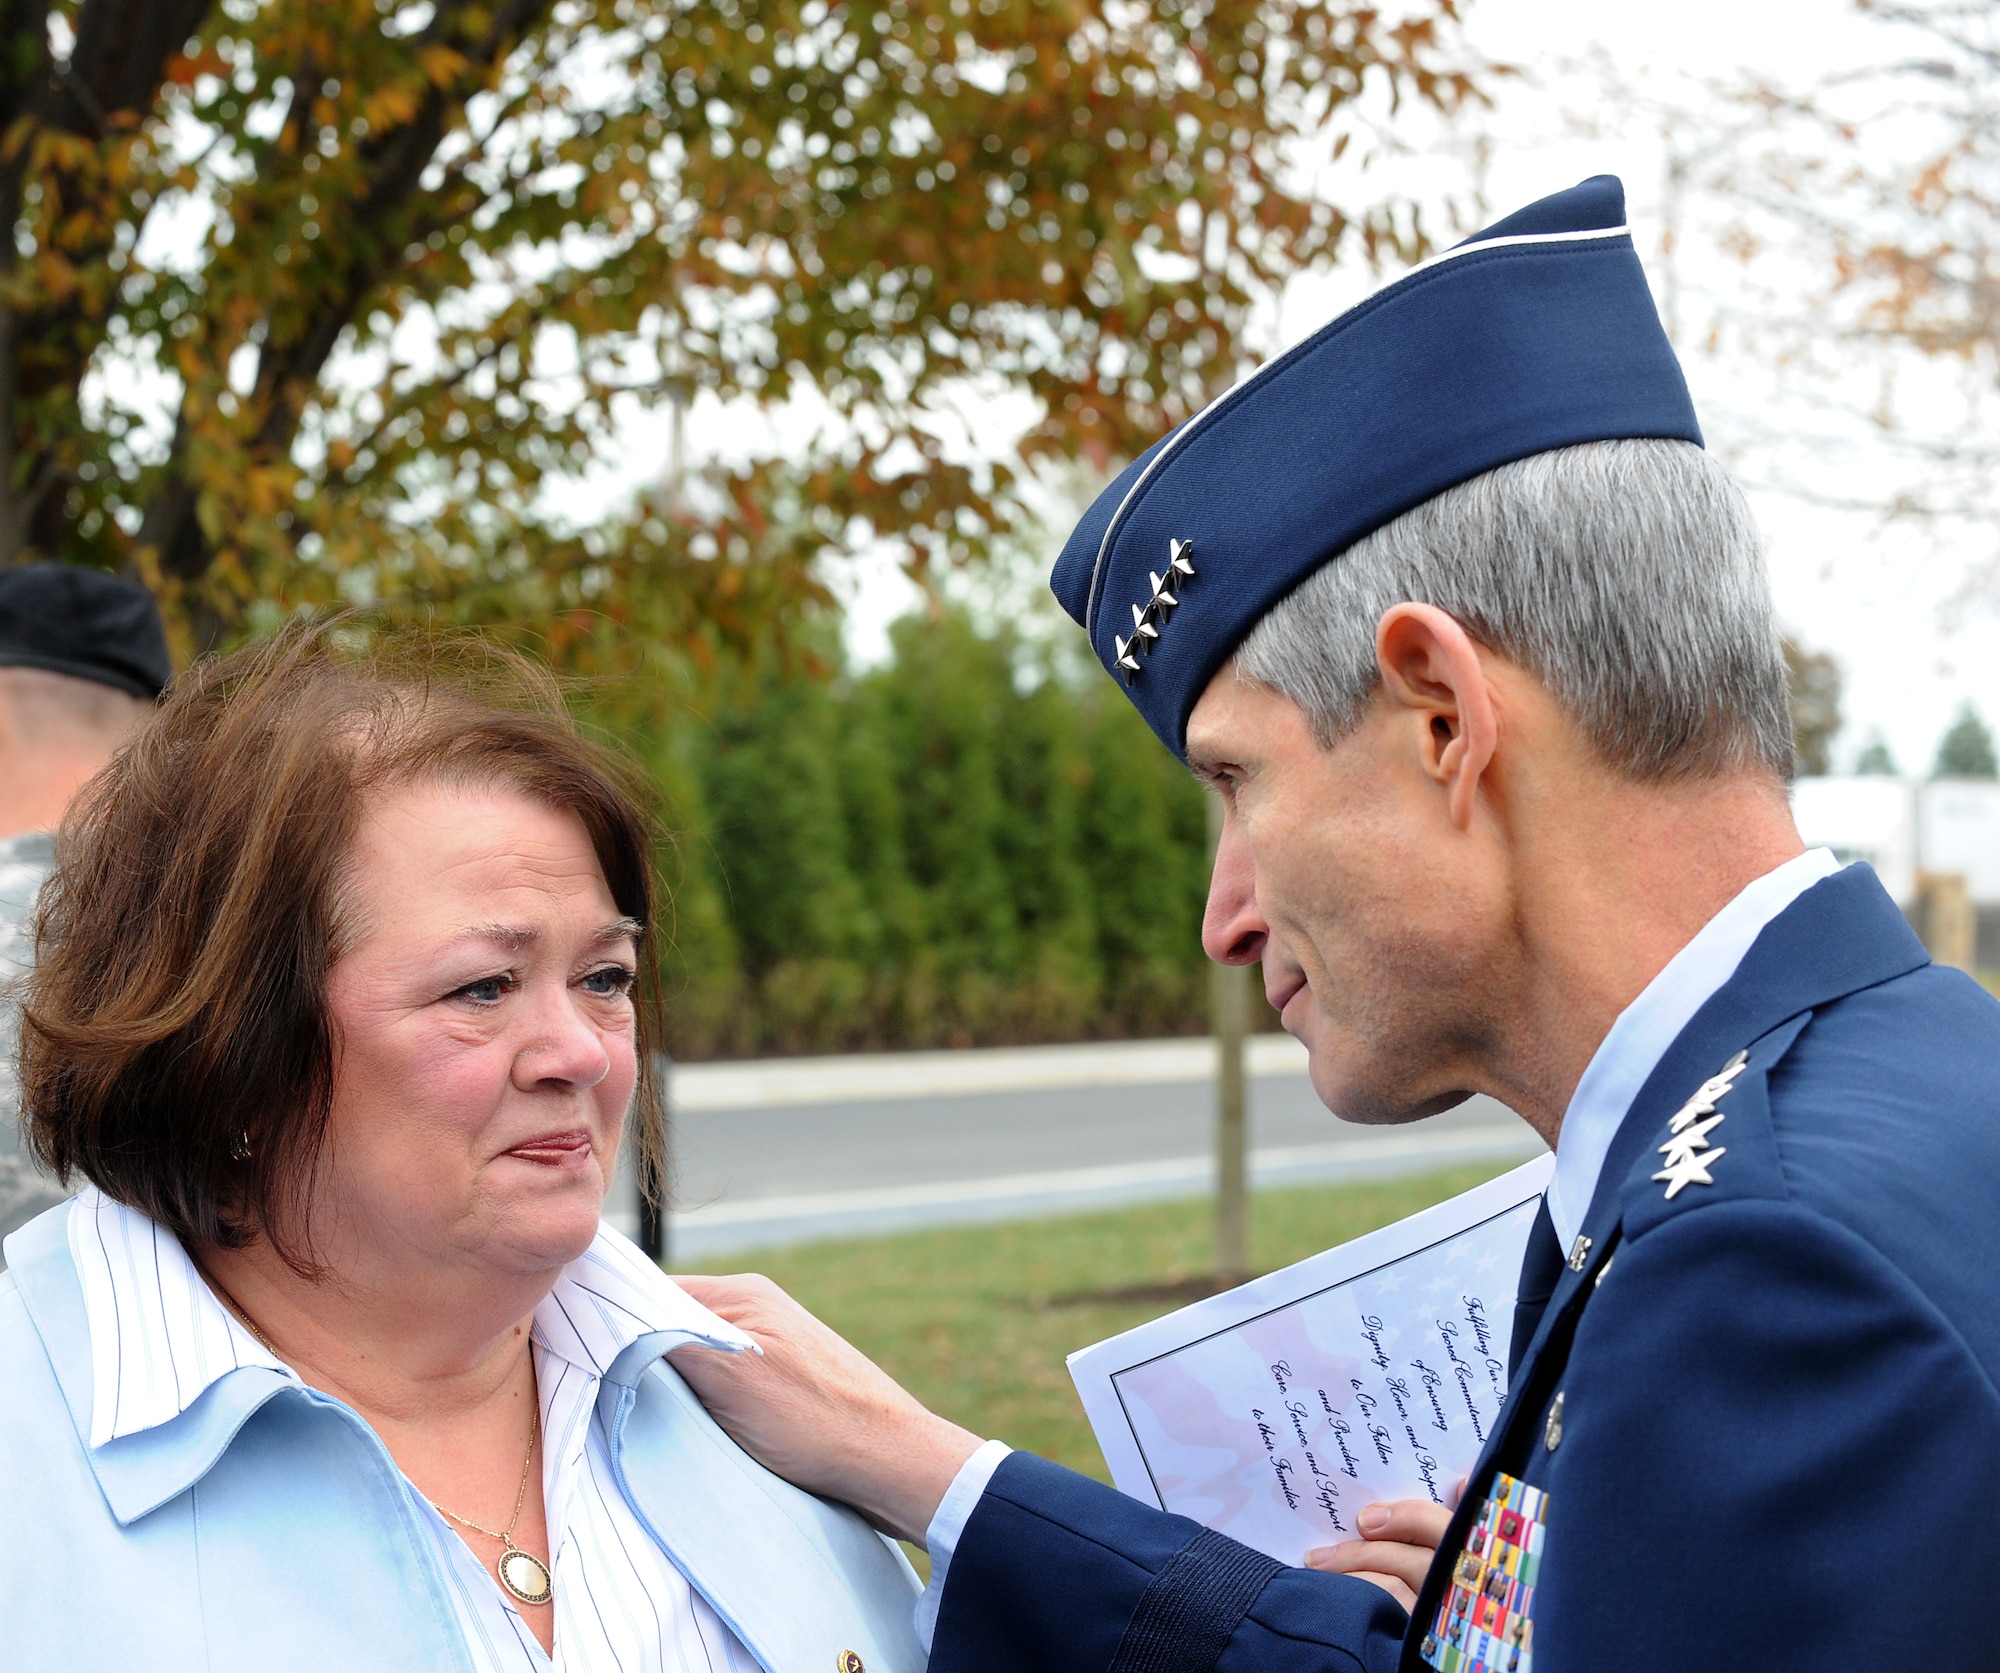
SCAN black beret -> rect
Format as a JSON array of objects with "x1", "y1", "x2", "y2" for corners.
[
  {"x1": 0, "y1": 562, "x2": 172, "y2": 699},
  {"x1": 1049, "y1": 176, "x2": 1703, "y2": 758}
]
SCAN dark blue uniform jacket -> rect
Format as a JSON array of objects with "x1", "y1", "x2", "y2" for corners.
[{"x1": 929, "y1": 866, "x2": 2000, "y2": 1672}]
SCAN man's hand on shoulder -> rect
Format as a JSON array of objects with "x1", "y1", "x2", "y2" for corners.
[{"x1": 669, "y1": 1273, "x2": 985, "y2": 1545}]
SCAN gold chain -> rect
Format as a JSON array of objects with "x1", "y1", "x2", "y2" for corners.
[
  {"x1": 187, "y1": 1250, "x2": 289, "y2": 1361},
  {"x1": 190, "y1": 1251, "x2": 543, "y2": 1575},
  {"x1": 430, "y1": 1410, "x2": 540, "y2": 1548}
]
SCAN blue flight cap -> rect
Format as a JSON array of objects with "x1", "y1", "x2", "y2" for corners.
[{"x1": 1049, "y1": 175, "x2": 1703, "y2": 758}]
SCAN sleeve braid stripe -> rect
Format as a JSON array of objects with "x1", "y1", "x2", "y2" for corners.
[{"x1": 1107, "y1": 1527, "x2": 1285, "y2": 1673}]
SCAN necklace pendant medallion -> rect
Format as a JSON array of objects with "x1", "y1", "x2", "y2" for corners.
[{"x1": 498, "y1": 1546, "x2": 553, "y2": 1607}]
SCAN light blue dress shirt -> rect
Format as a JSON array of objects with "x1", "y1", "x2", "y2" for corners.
[{"x1": 1541, "y1": 847, "x2": 1841, "y2": 1254}]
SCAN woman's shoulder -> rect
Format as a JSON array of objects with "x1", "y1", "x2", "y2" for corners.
[
  {"x1": 0, "y1": 1207, "x2": 102, "y2": 1479},
  {"x1": 0, "y1": 1259, "x2": 81, "y2": 1445},
  {"x1": 0, "y1": 1262, "x2": 111, "y2": 1558},
  {"x1": 0, "y1": 1268, "x2": 175, "y2": 1670},
  {"x1": 0, "y1": 1261, "x2": 29, "y2": 1348},
  {"x1": 0, "y1": 1196, "x2": 81, "y2": 1337}
]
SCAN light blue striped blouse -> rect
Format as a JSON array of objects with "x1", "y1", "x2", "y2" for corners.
[{"x1": 70, "y1": 1186, "x2": 765, "y2": 1673}]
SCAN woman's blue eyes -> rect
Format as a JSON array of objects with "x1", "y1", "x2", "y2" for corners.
[
  {"x1": 456, "y1": 975, "x2": 515, "y2": 1005},
  {"x1": 451, "y1": 967, "x2": 635, "y2": 1005}
]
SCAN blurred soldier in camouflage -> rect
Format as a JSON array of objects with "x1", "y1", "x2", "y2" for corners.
[{"x1": 0, "y1": 565, "x2": 169, "y2": 1260}]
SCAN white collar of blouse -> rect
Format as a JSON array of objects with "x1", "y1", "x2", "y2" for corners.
[{"x1": 65, "y1": 1184, "x2": 754, "y2": 1450}]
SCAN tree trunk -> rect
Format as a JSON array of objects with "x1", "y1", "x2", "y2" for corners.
[
  {"x1": 1209, "y1": 793, "x2": 1252, "y2": 1284},
  {"x1": 130, "y1": 0, "x2": 550, "y2": 601},
  {"x1": 0, "y1": 0, "x2": 213, "y2": 566}
]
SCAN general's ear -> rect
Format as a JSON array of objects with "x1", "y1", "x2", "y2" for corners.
[{"x1": 1374, "y1": 603, "x2": 1499, "y2": 829}]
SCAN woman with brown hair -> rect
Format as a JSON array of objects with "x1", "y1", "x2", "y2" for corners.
[{"x1": 0, "y1": 625, "x2": 921, "y2": 1673}]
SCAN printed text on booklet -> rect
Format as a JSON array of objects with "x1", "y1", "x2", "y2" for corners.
[{"x1": 1068, "y1": 1157, "x2": 1551, "y2": 1565}]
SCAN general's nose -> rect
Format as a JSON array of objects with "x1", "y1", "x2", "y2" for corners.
[{"x1": 1201, "y1": 808, "x2": 1267, "y2": 966}]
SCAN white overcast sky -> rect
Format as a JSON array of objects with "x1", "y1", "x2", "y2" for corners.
[
  {"x1": 572, "y1": 0, "x2": 1993, "y2": 773},
  {"x1": 1453, "y1": 0, "x2": 1997, "y2": 775}
]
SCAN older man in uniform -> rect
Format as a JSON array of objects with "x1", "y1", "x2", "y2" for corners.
[
  {"x1": 670, "y1": 177, "x2": 2000, "y2": 1671},
  {"x1": 0, "y1": 564, "x2": 168, "y2": 1261}
]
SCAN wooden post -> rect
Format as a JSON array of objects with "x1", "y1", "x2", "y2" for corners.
[
  {"x1": 638, "y1": 1052, "x2": 671, "y2": 1265},
  {"x1": 1208, "y1": 795, "x2": 1251, "y2": 1285},
  {"x1": 1914, "y1": 871, "x2": 1976, "y2": 971}
]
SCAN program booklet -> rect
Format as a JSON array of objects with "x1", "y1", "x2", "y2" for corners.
[{"x1": 1067, "y1": 1154, "x2": 1553, "y2": 1565}]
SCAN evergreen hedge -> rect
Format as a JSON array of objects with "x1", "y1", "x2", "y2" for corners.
[{"x1": 646, "y1": 610, "x2": 1218, "y2": 1059}]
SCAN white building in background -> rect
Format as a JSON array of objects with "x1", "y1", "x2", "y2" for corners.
[
  {"x1": 1791, "y1": 777, "x2": 1922, "y2": 903},
  {"x1": 1921, "y1": 781, "x2": 2000, "y2": 906},
  {"x1": 1791, "y1": 777, "x2": 2000, "y2": 968}
]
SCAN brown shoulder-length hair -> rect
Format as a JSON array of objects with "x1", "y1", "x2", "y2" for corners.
[{"x1": 20, "y1": 620, "x2": 665, "y2": 1269}]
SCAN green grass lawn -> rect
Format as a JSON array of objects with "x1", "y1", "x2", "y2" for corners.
[{"x1": 682, "y1": 1161, "x2": 1517, "y2": 1486}]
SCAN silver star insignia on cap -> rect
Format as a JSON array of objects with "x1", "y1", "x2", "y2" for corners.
[
  {"x1": 1652, "y1": 1049, "x2": 1747, "y2": 1200},
  {"x1": 1113, "y1": 540, "x2": 1196, "y2": 685}
]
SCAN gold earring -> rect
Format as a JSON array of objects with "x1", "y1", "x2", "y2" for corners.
[{"x1": 230, "y1": 1130, "x2": 253, "y2": 1162}]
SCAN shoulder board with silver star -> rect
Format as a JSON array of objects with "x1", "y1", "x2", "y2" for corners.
[{"x1": 1652, "y1": 1049, "x2": 1746, "y2": 1200}]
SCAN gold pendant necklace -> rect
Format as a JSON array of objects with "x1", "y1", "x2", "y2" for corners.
[
  {"x1": 429, "y1": 1411, "x2": 553, "y2": 1608},
  {"x1": 190, "y1": 1252, "x2": 553, "y2": 1608}
]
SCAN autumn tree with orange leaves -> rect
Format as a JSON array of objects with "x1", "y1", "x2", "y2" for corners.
[
  {"x1": 1639, "y1": 0, "x2": 2000, "y2": 603},
  {"x1": 1, "y1": 0, "x2": 1484, "y2": 669}
]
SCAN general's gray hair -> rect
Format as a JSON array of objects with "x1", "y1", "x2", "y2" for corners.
[{"x1": 1232, "y1": 439, "x2": 1794, "y2": 781}]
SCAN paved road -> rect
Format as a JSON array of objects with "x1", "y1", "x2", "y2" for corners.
[{"x1": 609, "y1": 1037, "x2": 1544, "y2": 1259}]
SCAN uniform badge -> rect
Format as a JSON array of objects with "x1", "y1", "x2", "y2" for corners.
[
  {"x1": 1421, "y1": 1472, "x2": 1545, "y2": 1673},
  {"x1": 1651, "y1": 1049, "x2": 1745, "y2": 1200},
  {"x1": 1112, "y1": 540, "x2": 1196, "y2": 683}
]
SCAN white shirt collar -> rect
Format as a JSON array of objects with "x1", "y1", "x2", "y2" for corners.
[
  {"x1": 530, "y1": 1215, "x2": 751, "y2": 1377},
  {"x1": 1543, "y1": 847, "x2": 1844, "y2": 1255},
  {"x1": 68, "y1": 1185, "x2": 752, "y2": 1449}
]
